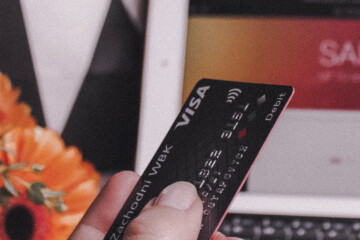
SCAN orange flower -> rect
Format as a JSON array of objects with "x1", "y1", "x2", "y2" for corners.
[
  {"x1": 0, "y1": 127, "x2": 100, "y2": 239},
  {"x1": 0, "y1": 73, "x2": 36, "y2": 135},
  {"x1": 0, "y1": 193, "x2": 50, "y2": 240}
]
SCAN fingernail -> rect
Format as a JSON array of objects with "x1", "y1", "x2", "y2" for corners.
[{"x1": 154, "y1": 181, "x2": 198, "y2": 210}]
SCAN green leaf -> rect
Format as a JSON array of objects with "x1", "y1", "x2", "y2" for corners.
[
  {"x1": 40, "y1": 188, "x2": 65, "y2": 198},
  {"x1": 54, "y1": 197, "x2": 68, "y2": 213},
  {"x1": 7, "y1": 162, "x2": 27, "y2": 171},
  {"x1": 32, "y1": 164, "x2": 45, "y2": 174},
  {"x1": 0, "y1": 187, "x2": 12, "y2": 207},
  {"x1": 26, "y1": 182, "x2": 68, "y2": 213},
  {"x1": 26, "y1": 182, "x2": 46, "y2": 205},
  {"x1": 2, "y1": 174, "x2": 18, "y2": 197}
]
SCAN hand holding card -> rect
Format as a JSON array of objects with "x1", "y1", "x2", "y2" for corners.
[
  {"x1": 103, "y1": 79, "x2": 294, "y2": 240},
  {"x1": 69, "y1": 172, "x2": 242, "y2": 240}
]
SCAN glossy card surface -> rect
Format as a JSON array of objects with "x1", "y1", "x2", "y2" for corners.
[{"x1": 104, "y1": 79, "x2": 294, "y2": 240}]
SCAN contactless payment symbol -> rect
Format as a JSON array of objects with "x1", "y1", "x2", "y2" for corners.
[{"x1": 226, "y1": 88, "x2": 241, "y2": 103}]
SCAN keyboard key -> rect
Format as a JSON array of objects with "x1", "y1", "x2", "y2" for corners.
[
  {"x1": 323, "y1": 230, "x2": 347, "y2": 240},
  {"x1": 232, "y1": 216, "x2": 241, "y2": 225},
  {"x1": 263, "y1": 227, "x2": 276, "y2": 235},
  {"x1": 303, "y1": 221, "x2": 315, "y2": 230},
  {"x1": 232, "y1": 227, "x2": 257, "y2": 239},
  {"x1": 259, "y1": 227, "x2": 287, "y2": 240},
  {"x1": 353, "y1": 222, "x2": 360, "y2": 232},
  {"x1": 292, "y1": 228, "x2": 318, "y2": 240},
  {"x1": 273, "y1": 219, "x2": 286, "y2": 229},
  {"x1": 322, "y1": 221, "x2": 332, "y2": 231},
  {"x1": 232, "y1": 225, "x2": 244, "y2": 235},
  {"x1": 219, "y1": 221, "x2": 232, "y2": 236},
  {"x1": 262, "y1": 218, "x2": 272, "y2": 227},
  {"x1": 333, "y1": 222, "x2": 345, "y2": 231},
  {"x1": 292, "y1": 219, "x2": 302, "y2": 229},
  {"x1": 242, "y1": 218, "x2": 256, "y2": 228}
]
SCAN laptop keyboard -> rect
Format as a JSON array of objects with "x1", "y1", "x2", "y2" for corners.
[{"x1": 219, "y1": 214, "x2": 360, "y2": 240}]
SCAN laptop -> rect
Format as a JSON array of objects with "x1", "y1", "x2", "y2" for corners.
[{"x1": 136, "y1": 0, "x2": 360, "y2": 239}]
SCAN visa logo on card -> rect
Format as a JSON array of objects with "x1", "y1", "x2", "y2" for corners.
[
  {"x1": 174, "y1": 85, "x2": 211, "y2": 130},
  {"x1": 104, "y1": 79, "x2": 294, "y2": 240}
]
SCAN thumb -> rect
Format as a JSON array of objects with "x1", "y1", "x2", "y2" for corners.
[{"x1": 124, "y1": 181, "x2": 203, "y2": 240}]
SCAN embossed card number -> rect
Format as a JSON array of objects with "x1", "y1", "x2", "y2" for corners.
[{"x1": 104, "y1": 79, "x2": 294, "y2": 240}]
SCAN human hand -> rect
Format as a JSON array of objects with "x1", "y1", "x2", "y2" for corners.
[{"x1": 69, "y1": 171, "x2": 242, "y2": 240}]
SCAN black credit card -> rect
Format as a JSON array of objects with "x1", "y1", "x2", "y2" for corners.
[{"x1": 104, "y1": 79, "x2": 294, "y2": 240}]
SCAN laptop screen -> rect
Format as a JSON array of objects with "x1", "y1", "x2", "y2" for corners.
[{"x1": 183, "y1": 1, "x2": 360, "y2": 198}]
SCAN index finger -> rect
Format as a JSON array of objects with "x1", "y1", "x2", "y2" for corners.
[{"x1": 69, "y1": 171, "x2": 140, "y2": 240}]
